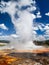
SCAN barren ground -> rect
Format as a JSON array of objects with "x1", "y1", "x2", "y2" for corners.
[{"x1": 0, "y1": 47, "x2": 49, "y2": 65}]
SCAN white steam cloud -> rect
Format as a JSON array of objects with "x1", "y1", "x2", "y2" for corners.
[{"x1": 0, "y1": 0, "x2": 44, "y2": 50}]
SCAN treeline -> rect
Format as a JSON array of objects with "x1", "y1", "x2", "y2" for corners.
[
  {"x1": 33, "y1": 40, "x2": 49, "y2": 46},
  {"x1": 0, "y1": 40, "x2": 10, "y2": 43}
]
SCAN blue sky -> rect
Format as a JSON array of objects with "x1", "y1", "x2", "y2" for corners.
[
  {"x1": 35, "y1": 0, "x2": 49, "y2": 24},
  {"x1": 0, "y1": 0, "x2": 49, "y2": 41},
  {"x1": 0, "y1": 12, "x2": 16, "y2": 35},
  {"x1": 35, "y1": 0, "x2": 49, "y2": 40}
]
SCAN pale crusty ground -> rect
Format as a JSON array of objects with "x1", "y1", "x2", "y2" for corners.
[{"x1": 0, "y1": 47, "x2": 49, "y2": 55}]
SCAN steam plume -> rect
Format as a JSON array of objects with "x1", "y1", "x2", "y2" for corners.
[{"x1": 0, "y1": 0, "x2": 44, "y2": 50}]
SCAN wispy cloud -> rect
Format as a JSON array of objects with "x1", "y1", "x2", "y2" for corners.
[
  {"x1": 33, "y1": 22, "x2": 49, "y2": 40},
  {"x1": 36, "y1": 35, "x2": 46, "y2": 41},
  {"x1": 44, "y1": 24, "x2": 49, "y2": 39},
  {"x1": 36, "y1": 11, "x2": 42, "y2": 18},
  {"x1": 0, "y1": 24, "x2": 8, "y2": 30},
  {"x1": 45, "y1": 12, "x2": 49, "y2": 16}
]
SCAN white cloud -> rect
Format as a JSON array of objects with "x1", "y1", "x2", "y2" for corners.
[
  {"x1": 0, "y1": 35, "x2": 16, "y2": 41},
  {"x1": 44, "y1": 24, "x2": 49, "y2": 38},
  {"x1": 32, "y1": 30, "x2": 37, "y2": 40},
  {"x1": 38, "y1": 25, "x2": 43, "y2": 31},
  {"x1": 33, "y1": 23, "x2": 45, "y2": 31},
  {"x1": 18, "y1": 0, "x2": 34, "y2": 6},
  {"x1": 27, "y1": 6, "x2": 36, "y2": 12},
  {"x1": 38, "y1": 23, "x2": 45, "y2": 31},
  {"x1": 32, "y1": 33, "x2": 46, "y2": 41},
  {"x1": 0, "y1": 24, "x2": 8, "y2": 30},
  {"x1": 33, "y1": 26, "x2": 38, "y2": 30},
  {"x1": 44, "y1": 34, "x2": 49, "y2": 40},
  {"x1": 32, "y1": 23, "x2": 49, "y2": 41},
  {"x1": 36, "y1": 11, "x2": 42, "y2": 18},
  {"x1": 36, "y1": 35, "x2": 46, "y2": 41},
  {"x1": 41, "y1": 24, "x2": 49, "y2": 40},
  {"x1": 33, "y1": 22, "x2": 49, "y2": 40},
  {"x1": 0, "y1": 35, "x2": 10, "y2": 40},
  {"x1": 35, "y1": 23, "x2": 49, "y2": 40},
  {"x1": 45, "y1": 30, "x2": 49, "y2": 35},
  {"x1": 32, "y1": 30, "x2": 37, "y2": 34},
  {"x1": 44, "y1": 24, "x2": 49, "y2": 30},
  {"x1": 10, "y1": 34, "x2": 19, "y2": 38},
  {"x1": 45, "y1": 12, "x2": 49, "y2": 16}
]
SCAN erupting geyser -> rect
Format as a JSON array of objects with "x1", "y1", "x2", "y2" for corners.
[{"x1": 0, "y1": 0, "x2": 44, "y2": 50}]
